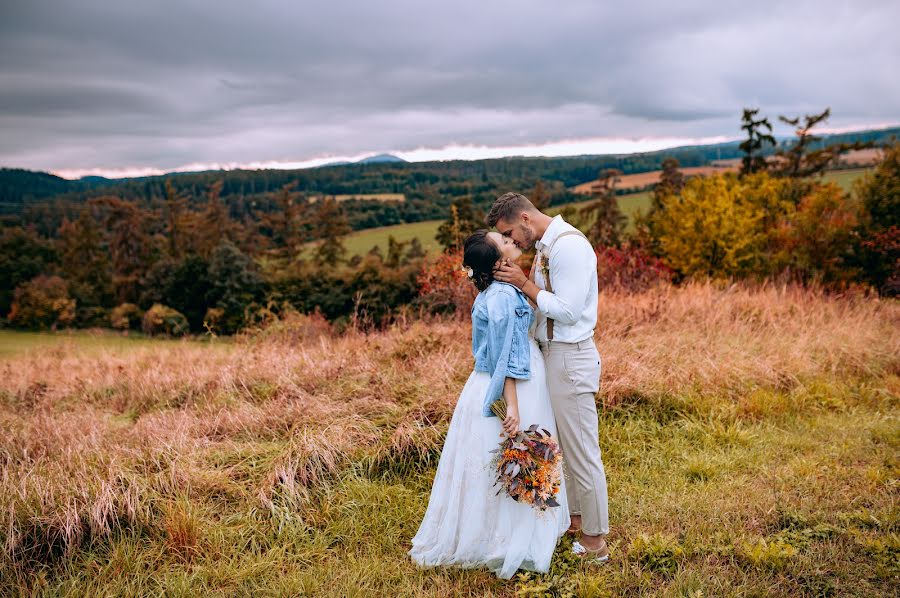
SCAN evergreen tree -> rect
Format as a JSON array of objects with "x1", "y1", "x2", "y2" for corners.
[
  {"x1": 531, "y1": 180, "x2": 550, "y2": 210},
  {"x1": 385, "y1": 235, "x2": 409, "y2": 267},
  {"x1": 313, "y1": 198, "x2": 351, "y2": 264},
  {"x1": 774, "y1": 108, "x2": 873, "y2": 179},
  {"x1": 580, "y1": 169, "x2": 626, "y2": 247},
  {"x1": 164, "y1": 180, "x2": 189, "y2": 259},
  {"x1": 436, "y1": 196, "x2": 483, "y2": 251},
  {"x1": 259, "y1": 182, "x2": 306, "y2": 255},
  {"x1": 197, "y1": 180, "x2": 237, "y2": 257},
  {"x1": 57, "y1": 207, "x2": 113, "y2": 307},
  {"x1": 406, "y1": 237, "x2": 426, "y2": 261},
  {"x1": 739, "y1": 108, "x2": 776, "y2": 176},
  {"x1": 89, "y1": 196, "x2": 155, "y2": 304},
  {"x1": 653, "y1": 158, "x2": 685, "y2": 210},
  {"x1": 207, "y1": 241, "x2": 264, "y2": 334}
]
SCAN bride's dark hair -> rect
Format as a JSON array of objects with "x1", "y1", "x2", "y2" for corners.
[{"x1": 463, "y1": 229, "x2": 500, "y2": 292}]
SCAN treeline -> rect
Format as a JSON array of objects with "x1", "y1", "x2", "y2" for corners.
[{"x1": 3, "y1": 125, "x2": 897, "y2": 237}]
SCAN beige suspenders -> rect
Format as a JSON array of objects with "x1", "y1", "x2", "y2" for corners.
[{"x1": 530, "y1": 229, "x2": 588, "y2": 341}]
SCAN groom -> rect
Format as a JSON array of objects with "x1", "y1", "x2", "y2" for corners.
[{"x1": 489, "y1": 191, "x2": 610, "y2": 561}]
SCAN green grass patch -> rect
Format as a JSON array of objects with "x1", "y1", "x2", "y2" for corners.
[{"x1": 302, "y1": 219, "x2": 443, "y2": 258}]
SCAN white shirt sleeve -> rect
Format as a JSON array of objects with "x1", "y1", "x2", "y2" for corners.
[{"x1": 535, "y1": 235, "x2": 595, "y2": 325}]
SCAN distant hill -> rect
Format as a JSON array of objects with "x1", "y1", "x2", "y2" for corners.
[
  {"x1": 318, "y1": 153, "x2": 407, "y2": 168},
  {"x1": 357, "y1": 153, "x2": 407, "y2": 164}
]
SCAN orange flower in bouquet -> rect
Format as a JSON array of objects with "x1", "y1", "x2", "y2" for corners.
[{"x1": 488, "y1": 398, "x2": 563, "y2": 510}]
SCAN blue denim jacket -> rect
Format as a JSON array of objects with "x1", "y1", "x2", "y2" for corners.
[{"x1": 471, "y1": 281, "x2": 534, "y2": 417}]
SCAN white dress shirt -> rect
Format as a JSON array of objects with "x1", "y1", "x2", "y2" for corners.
[{"x1": 533, "y1": 215, "x2": 598, "y2": 343}]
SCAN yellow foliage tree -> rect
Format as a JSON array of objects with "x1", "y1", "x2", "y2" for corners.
[{"x1": 653, "y1": 173, "x2": 784, "y2": 278}]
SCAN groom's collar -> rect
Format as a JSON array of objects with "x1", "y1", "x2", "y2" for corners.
[{"x1": 535, "y1": 215, "x2": 565, "y2": 252}]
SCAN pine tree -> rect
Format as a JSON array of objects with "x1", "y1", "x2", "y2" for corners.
[
  {"x1": 88, "y1": 197, "x2": 154, "y2": 304},
  {"x1": 653, "y1": 158, "x2": 685, "y2": 210},
  {"x1": 774, "y1": 108, "x2": 873, "y2": 179},
  {"x1": 406, "y1": 237, "x2": 426, "y2": 261},
  {"x1": 164, "y1": 180, "x2": 189, "y2": 259},
  {"x1": 739, "y1": 108, "x2": 776, "y2": 176},
  {"x1": 436, "y1": 196, "x2": 483, "y2": 251},
  {"x1": 57, "y1": 206, "x2": 113, "y2": 307},
  {"x1": 385, "y1": 235, "x2": 409, "y2": 267},
  {"x1": 313, "y1": 198, "x2": 351, "y2": 265},
  {"x1": 261, "y1": 182, "x2": 306, "y2": 255},
  {"x1": 580, "y1": 169, "x2": 626, "y2": 247},
  {"x1": 531, "y1": 180, "x2": 550, "y2": 210},
  {"x1": 197, "y1": 180, "x2": 237, "y2": 257}
]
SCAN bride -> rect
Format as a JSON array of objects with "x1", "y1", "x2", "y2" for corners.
[{"x1": 409, "y1": 229, "x2": 570, "y2": 579}]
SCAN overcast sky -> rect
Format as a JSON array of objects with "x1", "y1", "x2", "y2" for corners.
[{"x1": 2, "y1": 0, "x2": 898, "y2": 179}]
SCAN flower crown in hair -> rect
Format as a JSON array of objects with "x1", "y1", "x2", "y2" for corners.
[{"x1": 461, "y1": 264, "x2": 474, "y2": 279}]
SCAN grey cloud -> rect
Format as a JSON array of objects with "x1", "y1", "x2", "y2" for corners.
[{"x1": 1, "y1": 0, "x2": 898, "y2": 173}]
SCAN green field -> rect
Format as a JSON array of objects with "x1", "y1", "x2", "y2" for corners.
[
  {"x1": 823, "y1": 167, "x2": 870, "y2": 192},
  {"x1": 305, "y1": 168, "x2": 870, "y2": 258},
  {"x1": 302, "y1": 219, "x2": 443, "y2": 258}
]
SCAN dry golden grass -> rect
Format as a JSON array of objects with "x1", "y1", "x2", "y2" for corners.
[
  {"x1": 309, "y1": 193, "x2": 405, "y2": 203},
  {"x1": 1, "y1": 281, "x2": 897, "y2": 595},
  {"x1": 571, "y1": 165, "x2": 740, "y2": 194},
  {"x1": 597, "y1": 282, "x2": 899, "y2": 408}
]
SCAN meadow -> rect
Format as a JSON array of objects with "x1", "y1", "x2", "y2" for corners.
[{"x1": 1, "y1": 281, "x2": 897, "y2": 596}]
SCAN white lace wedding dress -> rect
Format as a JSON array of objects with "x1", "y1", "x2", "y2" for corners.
[{"x1": 409, "y1": 335, "x2": 570, "y2": 579}]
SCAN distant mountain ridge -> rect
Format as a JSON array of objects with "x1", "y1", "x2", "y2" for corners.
[
  {"x1": 319, "y1": 153, "x2": 406, "y2": 168},
  {"x1": 357, "y1": 153, "x2": 406, "y2": 164}
]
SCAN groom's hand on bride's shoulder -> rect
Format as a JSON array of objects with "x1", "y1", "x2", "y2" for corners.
[{"x1": 494, "y1": 260, "x2": 527, "y2": 289}]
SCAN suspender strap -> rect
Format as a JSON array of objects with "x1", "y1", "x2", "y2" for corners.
[{"x1": 538, "y1": 229, "x2": 588, "y2": 340}]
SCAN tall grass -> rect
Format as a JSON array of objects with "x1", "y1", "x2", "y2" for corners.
[{"x1": 1, "y1": 281, "x2": 897, "y2": 595}]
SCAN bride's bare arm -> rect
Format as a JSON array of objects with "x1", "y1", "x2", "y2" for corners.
[{"x1": 502, "y1": 377, "x2": 520, "y2": 435}]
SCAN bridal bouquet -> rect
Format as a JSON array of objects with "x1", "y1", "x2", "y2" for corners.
[{"x1": 488, "y1": 398, "x2": 563, "y2": 510}]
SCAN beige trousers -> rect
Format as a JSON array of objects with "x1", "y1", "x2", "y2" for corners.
[{"x1": 539, "y1": 338, "x2": 609, "y2": 536}]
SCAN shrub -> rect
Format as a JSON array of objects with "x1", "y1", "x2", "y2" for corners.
[
  {"x1": 597, "y1": 243, "x2": 673, "y2": 293},
  {"x1": 141, "y1": 303, "x2": 189, "y2": 336},
  {"x1": 344, "y1": 254, "x2": 421, "y2": 327},
  {"x1": 858, "y1": 226, "x2": 900, "y2": 296},
  {"x1": 772, "y1": 182, "x2": 862, "y2": 285},
  {"x1": 7, "y1": 275, "x2": 75, "y2": 330},
  {"x1": 75, "y1": 305, "x2": 110, "y2": 328},
  {"x1": 651, "y1": 173, "x2": 774, "y2": 279},
  {"x1": 110, "y1": 303, "x2": 143, "y2": 330},
  {"x1": 236, "y1": 302, "x2": 332, "y2": 343},
  {"x1": 414, "y1": 250, "x2": 477, "y2": 317},
  {"x1": 854, "y1": 145, "x2": 900, "y2": 295}
]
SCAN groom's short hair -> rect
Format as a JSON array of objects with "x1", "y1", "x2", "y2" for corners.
[{"x1": 486, "y1": 192, "x2": 535, "y2": 227}]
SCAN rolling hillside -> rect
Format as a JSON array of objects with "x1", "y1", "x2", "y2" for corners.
[{"x1": 307, "y1": 167, "x2": 870, "y2": 257}]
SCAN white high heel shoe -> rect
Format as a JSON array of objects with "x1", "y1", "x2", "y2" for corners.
[{"x1": 572, "y1": 540, "x2": 610, "y2": 564}]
